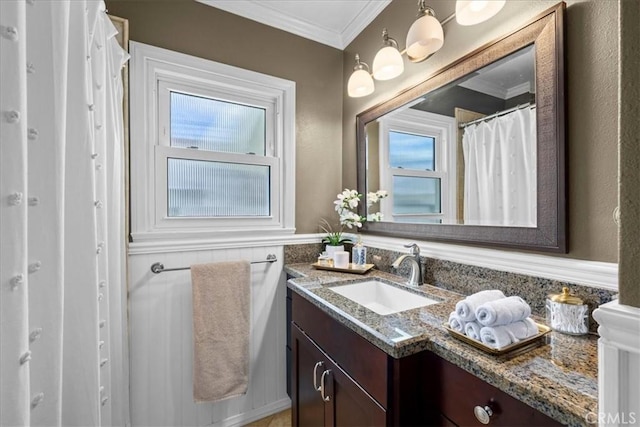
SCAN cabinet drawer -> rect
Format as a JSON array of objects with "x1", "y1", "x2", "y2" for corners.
[
  {"x1": 292, "y1": 292, "x2": 388, "y2": 408},
  {"x1": 424, "y1": 352, "x2": 561, "y2": 426}
]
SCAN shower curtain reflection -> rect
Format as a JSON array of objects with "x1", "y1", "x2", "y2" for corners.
[{"x1": 462, "y1": 105, "x2": 537, "y2": 227}]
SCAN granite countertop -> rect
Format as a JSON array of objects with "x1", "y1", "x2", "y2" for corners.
[{"x1": 285, "y1": 262, "x2": 598, "y2": 427}]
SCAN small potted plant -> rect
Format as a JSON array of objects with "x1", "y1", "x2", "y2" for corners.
[{"x1": 319, "y1": 218, "x2": 349, "y2": 258}]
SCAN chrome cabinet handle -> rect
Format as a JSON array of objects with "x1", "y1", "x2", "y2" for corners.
[
  {"x1": 320, "y1": 370, "x2": 332, "y2": 402},
  {"x1": 312, "y1": 361, "x2": 324, "y2": 391},
  {"x1": 474, "y1": 405, "x2": 494, "y2": 424}
]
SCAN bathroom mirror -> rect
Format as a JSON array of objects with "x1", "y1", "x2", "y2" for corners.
[{"x1": 356, "y1": 3, "x2": 566, "y2": 252}]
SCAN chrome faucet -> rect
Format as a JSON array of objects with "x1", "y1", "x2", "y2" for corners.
[{"x1": 391, "y1": 243, "x2": 423, "y2": 286}]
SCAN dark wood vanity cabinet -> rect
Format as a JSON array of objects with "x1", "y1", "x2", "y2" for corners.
[
  {"x1": 289, "y1": 290, "x2": 564, "y2": 427},
  {"x1": 291, "y1": 292, "x2": 428, "y2": 427}
]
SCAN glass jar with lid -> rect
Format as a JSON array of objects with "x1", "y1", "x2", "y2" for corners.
[{"x1": 545, "y1": 287, "x2": 589, "y2": 335}]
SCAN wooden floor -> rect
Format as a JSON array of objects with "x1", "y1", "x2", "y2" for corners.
[{"x1": 243, "y1": 409, "x2": 291, "y2": 427}]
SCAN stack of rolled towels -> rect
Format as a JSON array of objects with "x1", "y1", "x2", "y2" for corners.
[{"x1": 448, "y1": 290, "x2": 539, "y2": 349}]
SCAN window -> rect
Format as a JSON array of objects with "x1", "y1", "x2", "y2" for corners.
[
  {"x1": 130, "y1": 42, "x2": 295, "y2": 242},
  {"x1": 378, "y1": 109, "x2": 455, "y2": 223}
]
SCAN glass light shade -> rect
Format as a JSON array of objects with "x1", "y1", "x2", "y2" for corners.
[
  {"x1": 455, "y1": 0, "x2": 506, "y2": 26},
  {"x1": 405, "y1": 14, "x2": 444, "y2": 63},
  {"x1": 348, "y1": 69, "x2": 374, "y2": 98},
  {"x1": 372, "y1": 45, "x2": 404, "y2": 81}
]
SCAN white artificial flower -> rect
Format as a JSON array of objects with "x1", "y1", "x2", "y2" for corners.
[
  {"x1": 366, "y1": 190, "x2": 388, "y2": 206},
  {"x1": 339, "y1": 210, "x2": 362, "y2": 228},
  {"x1": 329, "y1": 188, "x2": 386, "y2": 229},
  {"x1": 367, "y1": 212, "x2": 383, "y2": 222}
]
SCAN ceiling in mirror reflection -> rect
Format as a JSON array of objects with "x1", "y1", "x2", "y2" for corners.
[{"x1": 411, "y1": 45, "x2": 535, "y2": 117}]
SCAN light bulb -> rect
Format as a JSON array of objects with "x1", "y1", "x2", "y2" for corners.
[
  {"x1": 347, "y1": 54, "x2": 374, "y2": 98},
  {"x1": 373, "y1": 46, "x2": 404, "y2": 81},
  {"x1": 406, "y1": 10, "x2": 444, "y2": 63},
  {"x1": 372, "y1": 29, "x2": 404, "y2": 81}
]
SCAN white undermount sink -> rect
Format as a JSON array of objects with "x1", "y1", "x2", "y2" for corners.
[{"x1": 329, "y1": 280, "x2": 439, "y2": 315}]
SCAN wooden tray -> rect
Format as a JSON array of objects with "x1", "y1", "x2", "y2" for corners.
[
  {"x1": 443, "y1": 322, "x2": 551, "y2": 355},
  {"x1": 311, "y1": 262, "x2": 375, "y2": 274}
]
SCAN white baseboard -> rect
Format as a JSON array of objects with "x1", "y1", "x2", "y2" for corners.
[
  {"x1": 211, "y1": 398, "x2": 291, "y2": 427},
  {"x1": 357, "y1": 234, "x2": 618, "y2": 291},
  {"x1": 593, "y1": 301, "x2": 640, "y2": 427}
]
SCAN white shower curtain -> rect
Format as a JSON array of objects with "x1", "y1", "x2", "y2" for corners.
[
  {"x1": 0, "y1": 1, "x2": 129, "y2": 426},
  {"x1": 462, "y1": 106, "x2": 537, "y2": 227}
]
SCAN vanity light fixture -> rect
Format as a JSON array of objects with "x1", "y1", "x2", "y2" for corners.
[
  {"x1": 405, "y1": 0, "x2": 444, "y2": 63},
  {"x1": 347, "y1": 0, "x2": 444, "y2": 98},
  {"x1": 348, "y1": 0, "x2": 504, "y2": 97},
  {"x1": 347, "y1": 54, "x2": 375, "y2": 98},
  {"x1": 455, "y1": 0, "x2": 506, "y2": 26},
  {"x1": 372, "y1": 28, "x2": 404, "y2": 80}
]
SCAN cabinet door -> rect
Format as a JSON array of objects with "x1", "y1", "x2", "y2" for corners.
[
  {"x1": 324, "y1": 357, "x2": 387, "y2": 427},
  {"x1": 292, "y1": 324, "x2": 386, "y2": 427},
  {"x1": 292, "y1": 324, "x2": 326, "y2": 427}
]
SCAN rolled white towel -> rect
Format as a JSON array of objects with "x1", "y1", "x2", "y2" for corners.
[
  {"x1": 476, "y1": 296, "x2": 532, "y2": 327},
  {"x1": 480, "y1": 318, "x2": 539, "y2": 349},
  {"x1": 448, "y1": 312, "x2": 466, "y2": 333},
  {"x1": 455, "y1": 290, "x2": 506, "y2": 322},
  {"x1": 464, "y1": 321, "x2": 482, "y2": 341}
]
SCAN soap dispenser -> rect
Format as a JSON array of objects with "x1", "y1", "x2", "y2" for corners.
[{"x1": 352, "y1": 236, "x2": 367, "y2": 267}]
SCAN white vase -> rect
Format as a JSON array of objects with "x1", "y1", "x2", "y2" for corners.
[{"x1": 325, "y1": 244, "x2": 345, "y2": 264}]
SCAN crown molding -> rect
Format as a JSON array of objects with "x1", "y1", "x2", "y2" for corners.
[
  {"x1": 339, "y1": 1, "x2": 392, "y2": 49},
  {"x1": 196, "y1": 0, "x2": 391, "y2": 50}
]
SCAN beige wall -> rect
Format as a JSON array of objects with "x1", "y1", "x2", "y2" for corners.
[
  {"x1": 106, "y1": 0, "x2": 344, "y2": 234},
  {"x1": 342, "y1": 0, "x2": 619, "y2": 263},
  {"x1": 107, "y1": 0, "x2": 623, "y2": 264}
]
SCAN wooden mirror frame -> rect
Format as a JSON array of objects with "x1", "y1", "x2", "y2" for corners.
[{"x1": 356, "y1": 3, "x2": 566, "y2": 252}]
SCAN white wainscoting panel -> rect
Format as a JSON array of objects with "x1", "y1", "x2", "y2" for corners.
[{"x1": 128, "y1": 246, "x2": 289, "y2": 426}]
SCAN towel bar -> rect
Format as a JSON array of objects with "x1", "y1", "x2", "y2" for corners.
[{"x1": 150, "y1": 254, "x2": 277, "y2": 274}]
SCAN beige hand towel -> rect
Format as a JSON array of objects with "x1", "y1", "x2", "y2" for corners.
[{"x1": 191, "y1": 261, "x2": 250, "y2": 402}]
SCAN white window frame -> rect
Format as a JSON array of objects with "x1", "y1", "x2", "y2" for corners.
[
  {"x1": 378, "y1": 109, "x2": 456, "y2": 223},
  {"x1": 130, "y1": 42, "x2": 295, "y2": 243}
]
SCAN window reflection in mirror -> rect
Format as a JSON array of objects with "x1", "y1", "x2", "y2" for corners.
[{"x1": 366, "y1": 44, "x2": 536, "y2": 227}]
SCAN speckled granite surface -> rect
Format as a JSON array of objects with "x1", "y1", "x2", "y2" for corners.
[
  {"x1": 423, "y1": 258, "x2": 616, "y2": 333},
  {"x1": 290, "y1": 243, "x2": 616, "y2": 333},
  {"x1": 285, "y1": 262, "x2": 598, "y2": 427}
]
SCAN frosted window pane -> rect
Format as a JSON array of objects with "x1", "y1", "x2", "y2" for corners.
[
  {"x1": 393, "y1": 176, "x2": 441, "y2": 214},
  {"x1": 170, "y1": 92, "x2": 266, "y2": 155},
  {"x1": 168, "y1": 158, "x2": 270, "y2": 217},
  {"x1": 389, "y1": 131, "x2": 435, "y2": 171}
]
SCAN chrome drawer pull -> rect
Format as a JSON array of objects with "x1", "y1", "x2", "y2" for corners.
[
  {"x1": 320, "y1": 370, "x2": 332, "y2": 402},
  {"x1": 474, "y1": 405, "x2": 494, "y2": 424},
  {"x1": 313, "y1": 361, "x2": 324, "y2": 391}
]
